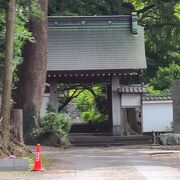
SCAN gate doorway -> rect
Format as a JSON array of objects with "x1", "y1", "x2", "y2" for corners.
[{"x1": 123, "y1": 107, "x2": 142, "y2": 135}]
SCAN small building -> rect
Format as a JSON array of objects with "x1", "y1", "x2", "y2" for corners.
[{"x1": 45, "y1": 13, "x2": 147, "y2": 136}]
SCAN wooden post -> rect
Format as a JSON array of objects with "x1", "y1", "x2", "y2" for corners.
[
  {"x1": 49, "y1": 81, "x2": 59, "y2": 112},
  {"x1": 111, "y1": 76, "x2": 123, "y2": 135},
  {"x1": 173, "y1": 80, "x2": 180, "y2": 133},
  {"x1": 11, "y1": 109, "x2": 24, "y2": 143},
  {"x1": 107, "y1": 84, "x2": 112, "y2": 134}
]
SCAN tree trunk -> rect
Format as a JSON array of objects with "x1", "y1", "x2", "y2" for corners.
[
  {"x1": 10, "y1": 109, "x2": 24, "y2": 144},
  {"x1": 16, "y1": 0, "x2": 48, "y2": 136},
  {"x1": 0, "y1": 0, "x2": 15, "y2": 148}
]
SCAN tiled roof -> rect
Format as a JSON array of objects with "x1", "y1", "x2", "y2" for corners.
[
  {"x1": 119, "y1": 85, "x2": 146, "y2": 93},
  {"x1": 48, "y1": 15, "x2": 132, "y2": 26},
  {"x1": 47, "y1": 16, "x2": 146, "y2": 72},
  {"x1": 142, "y1": 94, "x2": 172, "y2": 101}
]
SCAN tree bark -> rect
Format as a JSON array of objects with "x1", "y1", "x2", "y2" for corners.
[
  {"x1": 16, "y1": 0, "x2": 48, "y2": 136},
  {"x1": 0, "y1": 0, "x2": 15, "y2": 148},
  {"x1": 10, "y1": 109, "x2": 24, "y2": 144}
]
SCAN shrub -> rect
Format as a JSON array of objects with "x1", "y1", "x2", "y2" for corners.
[
  {"x1": 31, "y1": 112, "x2": 72, "y2": 147},
  {"x1": 82, "y1": 109, "x2": 104, "y2": 123}
]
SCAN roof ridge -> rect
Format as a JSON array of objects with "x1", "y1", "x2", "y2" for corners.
[
  {"x1": 48, "y1": 15, "x2": 131, "y2": 18},
  {"x1": 143, "y1": 93, "x2": 172, "y2": 101},
  {"x1": 144, "y1": 93, "x2": 172, "y2": 97}
]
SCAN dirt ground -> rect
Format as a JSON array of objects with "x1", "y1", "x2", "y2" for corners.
[{"x1": 1, "y1": 145, "x2": 180, "y2": 180}]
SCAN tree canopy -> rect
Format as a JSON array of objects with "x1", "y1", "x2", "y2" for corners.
[
  {"x1": 150, "y1": 62, "x2": 180, "y2": 92},
  {"x1": 0, "y1": 0, "x2": 42, "y2": 89}
]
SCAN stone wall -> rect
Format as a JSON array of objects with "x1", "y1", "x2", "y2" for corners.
[{"x1": 67, "y1": 100, "x2": 82, "y2": 123}]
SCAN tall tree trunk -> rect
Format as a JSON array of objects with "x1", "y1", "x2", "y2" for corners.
[
  {"x1": 1, "y1": 0, "x2": 15, "y2": 148},
  {"x1": 16, "y1": 0, "x2": 48, "y2": 137}
]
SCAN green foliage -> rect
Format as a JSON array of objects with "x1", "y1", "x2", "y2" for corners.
[
  {"x1": 0, "y1": 0, "x2": 44, "y2": 90},
  {"x1": 146, "y1": 85, "x2": 161, "y2": 94},
  {"x1": 82, "y1": 110, "x2": 104, "y2": 123},
  {"x1": 31, "y1": 112, "x2": 72, "y2": 146},
  {"x1": 124, "y1": 0, "x2": 180, "y2": 82},
  {"x1": 150, "y1": 62, "x2": 180, "y2": 91},
  {"x1": 124, "y1": 0, "x2": 144, "y2": 9},
  {"x1": 17, "y1": 0, "x2": 43, "y2": 20},
  {"x1": 0, "y1": 1, "x2": 40, "y2": 89},
  {"x1": 76, "y1": 90, "x2": 94, "y2": 112},
  {"x1": 41, "y1": 113, "x2": 72, "y2": 137},
  {"x1": 48, "y1": 0, "x2": 129, "y2": 16},
  {"x1": 76, "y1": 85, "x2": 106, "y2": 123},
  {"x1": 175, "y1": 3, "x2": 180, "y2": 19}
]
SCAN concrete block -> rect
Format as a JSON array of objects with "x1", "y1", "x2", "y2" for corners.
[
  {"x1": 0, "y1": 159, "x2": 14, "y2": 171},
  {"x1": 0, "y1": 159, "x2": 29, "y2": 171},
  {"x1": 14, "y1": 159, "x2": 29, "y2": 171}
]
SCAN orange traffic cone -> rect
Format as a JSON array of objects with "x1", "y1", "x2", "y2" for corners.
[{"x1": 32, "y1": 144, "x2": 44, "y2": 171}]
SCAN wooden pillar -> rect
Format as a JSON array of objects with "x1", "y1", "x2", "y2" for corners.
[
  {"x1": 111, "y1": 76, "x2": 123, "y2": 135},
  {"x1": 49, "y1": 81, "x2": 59, "y2": 112},
  {"x1": 173, "y1": 80, "x2": 180, "y2": 133},
  {"x1": 107, "y1": 84, "x2": 112, "y2": 134}
]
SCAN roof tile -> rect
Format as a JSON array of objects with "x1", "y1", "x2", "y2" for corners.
[
  {"x1": 119, "y1": 85, "x2": 146, "y2": 93},
  {"x1": 142, "y1": 94, "x2": 172, "y2": 101},
  {"x1": 47, "y1": 16, "x2": 146, "y2": 72}
]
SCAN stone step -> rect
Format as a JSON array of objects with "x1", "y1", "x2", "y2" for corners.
[
  {"x1": 70, "y1": 123, "x2": 108, "y2": 133},
  {"x1": 70, "y1": 134, "x2": 152, "y2": 146}
]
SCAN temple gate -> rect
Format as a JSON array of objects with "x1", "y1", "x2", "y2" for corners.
[{"x1": 45, "y1": 13, "x2": 147, "y2": 136}]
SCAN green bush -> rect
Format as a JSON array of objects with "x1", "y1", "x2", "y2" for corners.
[
  {"x1": 31, "y1": 112, "x2": 72, "y2": 147},
  {"x1": 82, "y1": 110, "x2": 104, "y2": 123}
]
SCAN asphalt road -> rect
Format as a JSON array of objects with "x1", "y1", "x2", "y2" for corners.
[{"x1": 1, "y1": 146, "x2": 180, "y2": 180}]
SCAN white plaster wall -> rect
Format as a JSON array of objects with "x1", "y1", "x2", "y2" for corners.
[
  {"x1": 40, "y1": 94, "x2": 50, "y2": 117},
  {"x1": 122, "y1": 94, "x2": 141, "y2": 107},
  {"x1": 142, "y1": 100, "x2": 173, "y2": 132}
]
